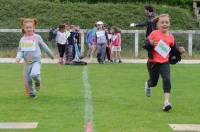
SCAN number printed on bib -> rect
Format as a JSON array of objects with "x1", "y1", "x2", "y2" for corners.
[
  {"x1": 20, "y1": 38, "x2": 36, "y2": 51},
  {"x1": 155, "y1": 39, "x2": 171, "y2": 58}
]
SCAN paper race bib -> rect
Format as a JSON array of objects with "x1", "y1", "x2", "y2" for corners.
[
  {"x1": 20, "y1": 38, "x2": 36, "y2": 51},
  {"x1": 96, "y1": 31, "x2": 105, "y2": 37},
  {"x1": 155, "y1": 40, "x2": 171, "y2": 58}
]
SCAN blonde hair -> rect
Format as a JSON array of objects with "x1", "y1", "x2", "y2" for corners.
[
  {"x1": 153, "y1": 14, "x2": 170, "y2": 24},
  {"x1": 20, "y1": 18, "x2": 38, "y2": 33}
]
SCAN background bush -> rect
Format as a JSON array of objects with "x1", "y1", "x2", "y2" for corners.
[{"x1": 43, "y1": 0, "x2": 192, "y2": 8}]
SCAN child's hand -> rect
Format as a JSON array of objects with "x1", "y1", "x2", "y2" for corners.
[
  {"x1": 179, "y1": 47, "x2": 185, "y2": 54},
  {"x1": 130, "y1": 23, "x2": 136, "y2": 27},
  {"x1": 149, "y1": 40, "x2": 154, "y2": 45},
  {"x1": 16, "y1": 58, "x2": 21, "y2": 63}
]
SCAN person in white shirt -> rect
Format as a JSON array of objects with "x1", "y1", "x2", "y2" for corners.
[{"x1": 56, "y1": 24, "x2": 68, "y2": 64}]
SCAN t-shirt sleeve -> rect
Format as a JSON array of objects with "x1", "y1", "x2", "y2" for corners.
[
  {"x1": 37, "y1": 35, "x2": 54, "y2": 59},
  {"x1": 16, "y1": 39, "x2": 23, "y2": 60},
  {"x1": 170, "y1": 34, "x2": 175, "y2": 47},
  {"x1": 148, "y1": 31, "x2": 155, "y2": 41}
]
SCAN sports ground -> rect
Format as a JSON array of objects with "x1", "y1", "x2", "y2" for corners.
[{"x1": 0, "y1": 63, "x2": 199, "y2": 132}]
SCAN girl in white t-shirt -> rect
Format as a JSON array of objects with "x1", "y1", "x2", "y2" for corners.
[{"x1": 55, "y1": 24, "x2": 68, "y2": 64}]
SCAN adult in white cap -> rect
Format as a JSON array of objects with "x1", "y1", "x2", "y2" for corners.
[
  {"x1": 96, "y1": 21, "x2": 103, "y2": 25},
  {"x1": 94, "y1": 20, "x2": 109, "y2": 64}
]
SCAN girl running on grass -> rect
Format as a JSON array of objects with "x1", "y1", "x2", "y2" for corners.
[
  {"x1": 16, "y1": 18, "x2": 54, "y2": 99},
  {"x1": 144, "y1": 14, "x2": 184, "y2": 111}
]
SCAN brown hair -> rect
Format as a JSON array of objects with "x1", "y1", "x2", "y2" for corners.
[
  {"x1": 59, "y1": 24, "x2": 65, "y2": 31},
  {"x1": 144, "y1": 5, "x2": 154, "y2": 13},
  {"x1": 112, "y1": 26, "x2": 121, "y2": 34},
  {"x1": 153, "y1": 14, "x2": 170, "y2": 24},
  {"x1": 20, "y1": 18, "x2": 38, "y2": 26}
]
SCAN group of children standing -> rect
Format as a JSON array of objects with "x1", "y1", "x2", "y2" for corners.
[
  {"x1": 86, "y1": 21, "x2": 122, "y2": 64},
  {"x1": 53, "y1": 21, "x2": 123, "y2": 64},
  {"x1": 55, "y1": 24, "x2": 81, "y2": 64}
]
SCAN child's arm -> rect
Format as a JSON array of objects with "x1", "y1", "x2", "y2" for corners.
[
  {"x1": 16, "y1": 46, "x2": 23, "y2": 63},
  {"x1": 169, "y1": 44, "x2": 185, "y2": 65},
  {"x1": 143, "y1": 39, "x2": 154, "y2": 51},
  {"x1": 105, "y1": 32, "x2": 109, "y2": 46},
  {"x1": 38, "y1": 36, "x2": 54, "y2": 59},
  {"x1": 130, "y1": 22, "x2": 146, "y2": 27},
  {"x1": 118, "y1": 33, "x2": 122, "y2": 46}
]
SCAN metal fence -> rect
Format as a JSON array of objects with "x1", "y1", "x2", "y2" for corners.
[{"x1": 0, "y1": 29, "x2": 199, "y2": 58}]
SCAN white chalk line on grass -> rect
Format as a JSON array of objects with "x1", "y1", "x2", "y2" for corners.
[
  {"x1": 169, "y1": 124, "x2": 200, "y2": 131},
  {"x1": 82, "y1": 66, "x2": 95, "y2": 132},
  {"x1": 0, "y1": 122, "x2": 38, "y2": 129}
]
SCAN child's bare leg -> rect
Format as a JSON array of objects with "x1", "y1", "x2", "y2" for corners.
[
  {"x1": 114, "y1": 51, "x2": 117, "y2": 62},
  {"x1": 89, "y1": 45, "x2": 96, "y2": 62},
  {"x1": 118, "y1": 51, "x2": 122, "y2": 63}
]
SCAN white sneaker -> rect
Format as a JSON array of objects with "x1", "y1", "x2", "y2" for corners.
[
  {"x1": 163, "y1": 102, "x2": 172, "y2": 112},
  {"x1": 145, "y1": 81, "x2": 151, "y2": 97}
]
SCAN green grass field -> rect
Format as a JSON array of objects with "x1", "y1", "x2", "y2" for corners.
[{"x1": 0, "y1": 63, "x2": 199, "y2": 132}]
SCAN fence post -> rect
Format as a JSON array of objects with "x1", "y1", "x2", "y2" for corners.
[
  {"x1": 81, "y1": 32, "x2": 85, "y2": 56},
  {"x1": 134, "y1": 30, "x2": 139, "y2": 57},
  {"x1": 188, "y1": 33, "x2": 193, "y2": 56}
]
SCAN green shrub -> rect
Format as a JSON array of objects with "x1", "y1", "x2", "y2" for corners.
[{"x1": 42, "y1": 0, "x2": 192, "y2": 8}]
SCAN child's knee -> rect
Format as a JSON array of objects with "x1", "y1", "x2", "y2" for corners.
[
  {"x1": 30, "y1": 74, "x2": 39, "y2": 79},
  {"x1": 163, "y1": 76, "x2": 170, "y2": 85},
  {"x1": 148, "y1": 80, "x2": 157, "y2": 87}
]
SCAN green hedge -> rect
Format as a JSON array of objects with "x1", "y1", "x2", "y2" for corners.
[
  {"x1": 0, "y1": 0, "x2": 198, "y2": 29},
  {"x1": 43, "y1": 0, "x2": 192, "y2": 8}
]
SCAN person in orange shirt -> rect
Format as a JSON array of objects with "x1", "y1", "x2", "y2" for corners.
[{"x1": 144, "y1": 14, "x2": 176, "y2": 111}]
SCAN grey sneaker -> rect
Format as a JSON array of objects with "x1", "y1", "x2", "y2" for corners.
[
  {"x1": 145, "y1": 81, "x2": 151, "y2": 97},
  {"x1": 35, "y1": 82, "x2": 40, "y2": 91},
  {"x1": 163, "y1": 102, "x2": 172, "y2": 112}
]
